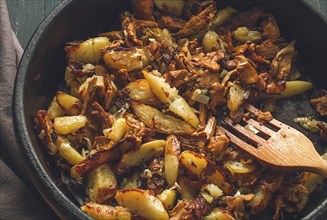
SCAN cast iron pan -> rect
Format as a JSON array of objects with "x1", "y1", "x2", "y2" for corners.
[{"x1": 13, "y1": 0, "x2": 327, "y2": 219}]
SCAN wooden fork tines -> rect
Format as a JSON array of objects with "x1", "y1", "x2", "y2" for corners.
[{"x1": 218, "y1": 103, "x2": 327, "y2": 178}]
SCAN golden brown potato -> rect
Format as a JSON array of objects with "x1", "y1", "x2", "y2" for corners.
[
  {"x1": 208, "y1": 7, "x2": 238, "y2": 30},
  {"x1": 54, "y1": 115, "x2": 88, "y2": 135},
  {"x1": 103, "y1": 118, "x2": 132, "y2": 142},
  {"x1": 86, "y1": 163, "x2": 117, "y2": 204},
  {"x1": 158, "y1": 189, "x2": 177, "y2": 210},
  {"x1": 143, "y1": 70, "x2": 199, "y2": 127},
  {"x1": 115, "y1": 189, "x2": 169, "y2": 220},
  {"x1": 302, "y1": 172, "x2": 325, "y2": 194},
  {"x1": 261, "y1": 81, "x2": 312, "y2": 99},
  {"x1": 103, "y1": 48, "x2": 145, "y2": 72},
  {"x1": 47, "y1": 96, "x2": 65, "y2": 119},
  {"x1": 58, "y1": 143, "x2": 84, "y2": 165},
  {"x1": 202, "y1": 208, "x2": 235, "y2": 220},
  {"x1": 169, "y1": 97, "x2": 199, "y2": 128},
  {"x1": 233, "y1": 27, "x2": 262, "y2": 43},
  {"x1": 56, "y1": 91, "x2": 82, "y2": 115},
  {"x1": 81, "y1": 202, "x2": 131, "y2": 220},
  {"x1": 180, "y1": 150, "x2": 208, "y2": 177},
  {"x1": 223, "y1": 160, "x2": 257, "y2": 176},
  {"x1": 125, "y1": 79, "x2": 161, "y2": 106},
  {"x1": 164, "y1": 135, "x2": 180, "y2": 187},
  {"x1": 203, "y1": 31, "x2": 220, "y2": 52},
  {"x1": 131, "y1": 102, "x2": 195, "y2": 135},
  {"x1": 201, "y1": 183, "x2": 223, "y2": 200},
  {"x1": 143, "y1": 70, "x2": 178, "y2": 104},
  {"x1": 227, "y1": 84, "x2": 248, "y2": 114},
  {"x1": 118, "y1": 140, "x2": 166, "y2": 171},
  {"x1": 180, "y1": 151, "x2": 233, "y2": 194},
  {"x1": 67, "y1": 37, "x2": 110, "y2": 64}
]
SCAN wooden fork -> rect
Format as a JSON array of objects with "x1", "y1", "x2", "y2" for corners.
[{"x1": 218, "y1": 103, "x2": 327, "y2": 178}]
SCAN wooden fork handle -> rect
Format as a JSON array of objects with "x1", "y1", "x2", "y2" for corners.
[
  {"x1": 313, "y1": 157, "x2": 327, "y2": 178},
  {"x1": 298, "y1": 154, "x2": 327, "y2": 178}
]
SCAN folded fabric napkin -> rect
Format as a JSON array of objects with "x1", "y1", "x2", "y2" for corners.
[
  {"x1": 1, "y1": 0, "x2": 26, "y2": 183},
  {"x1": 0, "y1": 0, "x2": 57, "y2": 219}
]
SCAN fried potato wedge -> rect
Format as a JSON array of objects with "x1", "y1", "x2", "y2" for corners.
[
  {"x1": 115, "y1": 189, "x2": 169, "y2": 220},
  {"x1": 81, "y1": 202, "x2": 131, "y2": 220},
  {"x1": 118, "y1": 140, "x2": 165, "y2": 171},
  {"x1": 54, "y1": 115, "x2": 88, "y2": 135},
  {"x1": 125, "y1": 79, "x2": 161, "y2": 106},
  {"x1": 67, "y1": 37, "x2": 110, "y2": 64},
  {"x1": 201, "y1": 183, "x2": 223, "y2": 200},
  {"x1": 233, "y1": 27, "x2": 262, "y2": 43},
  {"x1": 169, "y1": 97, "x2": 199, "y2": 128},
  {"x1": 158, "y1": 189, "x2": 177, "y2": 210},
  {"x1": 202, "y1": 208, "x2": 235, "y2": 220},
  {"x1": 261, "y1": 81, "x2": 312, "y2": 99},
  {"x1": 131, "y1": 102, "x2": 194, "y2": 135},
  {"x1": 103, "y1": 118, "x2": 132, "y2": 142},
  {"x1": 227, "y1": 84, "x2": 248, "y2": 114},
  {"x1": 47, "y1": 96, "x2": 65, "y2": 119},
  {"x1": 208, "y1": 7, "x2": 238, "y2": 31},
  {"x1": 180, "y1": 151, "x2": 233, "y2": 194},
  {"x1": 224, "y1": 160, "x2": 257, "y2": 176},
  {"x1": 143, "y1": 70, "x2": 178, "y2": 104},
  {"x1": 165, "y1": 135, "x2": 180, "y2": 187},
  {"x1": 56, "y1": 91, "x2": 82, "y2": 115},
  {"x1": 203, "y1": 31, "x2": 220, "y2": 52},
  {"x1": 58, "y1": 143, "x2": 84, "y2": 165},
  {"x1": 86, "y1": 163, "x2": 117, "y2": 204},
  {"x1": 103, "y1": 48, "x2": 145, "y2": 72}
]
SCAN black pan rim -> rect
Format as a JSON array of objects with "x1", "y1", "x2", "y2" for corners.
[
  {"x1": 12, "y1": 0, "x2": 327, "y2": 219},
  {"x1": 13, "y1": 0, "x2": 91, "y2": 219}
]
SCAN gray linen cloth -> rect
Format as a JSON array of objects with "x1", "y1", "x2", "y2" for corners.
[{"x1": 0, "y1": 0, "x2": 57, "y2": 219}]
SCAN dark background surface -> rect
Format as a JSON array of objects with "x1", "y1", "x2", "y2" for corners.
[
  {"x1": 6, "y1": 0, "x2": 327, "y2": 49},
  {"x1": 7, "y1": 0, "x2": 61, "y2": 48}
]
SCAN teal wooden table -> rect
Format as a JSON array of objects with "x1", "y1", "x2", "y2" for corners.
[{"x1": 7, "y1": 0, "x2": 61, "y2": 48}]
